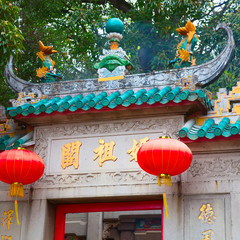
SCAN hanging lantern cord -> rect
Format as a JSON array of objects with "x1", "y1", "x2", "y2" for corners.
[
  {"x1": 15, "y1": 200, "x2": 20, "y2": 225},
  {"x1": 157, "y1": 174, "x2": 171, "y2": 220},
  {"x1": 163, "y1": 193, "x2": 169, "y2": 219},
  {"x1": 10, "y1": 182, "x2": 23, "y2": 225}
]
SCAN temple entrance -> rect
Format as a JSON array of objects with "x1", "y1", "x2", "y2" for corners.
[{"x1": 54, "y1": 201, "x2": 163, "y2": 240}]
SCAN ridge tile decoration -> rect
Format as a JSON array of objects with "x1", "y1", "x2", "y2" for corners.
[
  {"x1": 0, "y1": 120, "x2": 15, "y2": 136},
  {"x1": 7, "y1": 86, "x2": 212, "y2": 118},
  {"x1": 36, "y1": 41, "x2": 62, "y2": 82},
  {"x1": 179, "y1": 81, "x2": 240, "y2": 141},
  {"x1": 4, "y1": 24, "x2": 235, "y2": 96},
  {"x1": 93, "y1": 18, "x2": 133, "y2": 82},
  {"x1": 169, "y1": 20, "x2": 198, "y2": 69},
  {"x1": 10, "y1": 91, "x2": 46, "y2": 107}
]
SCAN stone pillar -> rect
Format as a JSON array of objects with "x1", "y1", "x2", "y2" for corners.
[
  {"x1": 87, "y1": 212, "x2": 103, "y2": 240},
  {"x1": 163, "y1": 194, "x2": 183, "y2": 240},
  {"x1": 22, "y1": 199, "x2": 55, "y2": 240},
  {"x1": 231, "y1": 193, "x2": 240, "y2": 240}
]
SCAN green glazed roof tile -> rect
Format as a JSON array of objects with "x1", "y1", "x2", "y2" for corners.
[
  {"x1": 52, "y1": 95, "x2": 72, "y2": 111},
  {"x1": 13, "y1": 131, "x2": 33, "y2": 148},
  {"x1": 40, "y1": 97, "x2": 60, "y2": 112},
  {"x1": 0, "y1": 134, "x2": 22, "y2": 150},
  {"x1": 0, "y1": 132, "x2": 33, "y2": 150},
  {"x1": 16, "y1": 103, "x2": 31, "y2": 114},
  {"x1": 154, "y1": 86, "x2": 171, "y2": 102},
  {"x1": 178, "y1": 119, "x2": 196, "y2": 138},
  {"x1": 28, "y1": 99, "x2": 48, "y2": 113},
  {"x1": 159, "y1": 98, "x2": 169, "y2": 104},
  {"x1": 197, "y1": 118, "x2": 214, "y2": 137},
  {"x1": 188, "y1": 94, "x2": 199, "y2": 101},
  {"x1": 102, "y1": 91, "x2": 120, "y2": 106},
  {"x1": 166, "y1": 87, "x2": 181, "y2": 101},
  {"x1": 88, "y1": 92, "x2": 107, "y2": 107},
  {"x1": 75, "y1": 93, "x2": 95, "y2": 109},
  {"x1": 94, "y1": 104, "x2": 104, "y2": 110},
  {"x1": 141, "y1": 87, "x2": 159, "y2": 102},
  {"x1": 116, "y1": 90, "x2": 133, "y2": 105},
  {"x1": 213, "y1": 117, "x2": 230, "y2": 136},
  {"x1": 147, "y1": 99, "x2": 155, "y2": 105},
  {"x1": 179, "y1": 117, "x2": 240, "y2": 140},
  {"x1": 7, "y1": 86, "x2": 213, "y2": 118},
  {"x1": 108, "y1": 102, "x2": 118, "y2": 109},
  {"x1": 179, "y1": 90, "x2": 190, "y2": 100},
  {"x1": 63, "y1": 95, "x2": 83, "y2": 110},
  {"x1": 230, "y1": 116, "x2": 240, "y2": 135},
  {"x1": 129, "y1": 89, "x2": 146, "y2": 104},
  {"x1": 0, "y1": 135, "x2": 10, "y2": 141},
  {"x1": 82, "y1": 105, "x2": 90, "y2": 111}
]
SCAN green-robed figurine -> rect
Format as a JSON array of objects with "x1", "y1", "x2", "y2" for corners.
[
  {"x1": 94, "y1": 18, "x2": 133, "y2": 81},
  {"x1": 169, "y1": 20, "x2": 198, "y2": 69},
  {"x1": 36, "y1": 41, "x2": 62, "y2": 82}
]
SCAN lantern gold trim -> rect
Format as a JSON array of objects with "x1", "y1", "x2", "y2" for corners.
[
  {"x1": 10, "y1": 182, "x2": 24, "y2": 198},
  {"x1": 157, "y1": 174, "x2": 172, "y2": 187}
]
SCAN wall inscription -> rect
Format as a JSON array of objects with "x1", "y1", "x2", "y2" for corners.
[{"x1": 33, "y1": 116, "x2": 182, "y2": 188}]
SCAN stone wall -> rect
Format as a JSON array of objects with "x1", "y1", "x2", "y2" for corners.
[{"x1": 0, "y1": 114, "x2": 239, "y2": 240}]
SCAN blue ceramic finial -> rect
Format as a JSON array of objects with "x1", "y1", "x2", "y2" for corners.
[{"x1": 106, "y1": 18, "x2": 124, "y2": 34}]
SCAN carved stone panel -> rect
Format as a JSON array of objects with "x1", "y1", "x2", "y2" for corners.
[
  {"x1": 184, "y1": 195, "x2": 231, "y2": 240},
  {"x1": 33, "y1": 116, "x2": 183, "y2": 188},
  {"x1": 186, "y1": 153, "x2": 240, "y2": 181},
  {"x1": 0, "y1": 202, "x2": 24, "y2": 240}
]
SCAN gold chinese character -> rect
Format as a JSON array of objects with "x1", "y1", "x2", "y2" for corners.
[
  {"x1": 198, "y1": 203, "x2": 216, "y2": 224},
  {"x1": 2, "y1": 210, "x2": 14, "y2": 230},
  {"x1": 202, "y1": 229, "x2": 214, "y2": 240},
  {"x1": 5, "y1": 120, "x2": 13, "y2": 132},
  {"x1": 93, "y1": 139, "x2": 117, "y2": 167},
  {"x1": 1, "y1": 236, "x2": 12, "y2": 240},
  {"x1": 61, "y1": 141, "x2": 82, "y2": 169},
  {"x1": 127, "y1": 137, "x2": 149, "y2": 162}
]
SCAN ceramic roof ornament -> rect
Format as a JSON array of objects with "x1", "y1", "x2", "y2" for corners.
[
  {"x1": 169, "y1": 20, "x2": 198, "y2": 69},
  {"x1": 36, "y1": 41, "x2": 62, "y2": 83},
  {"x1": 94, "y1": 18, "x2": 133, "y2": 82},
  {"x1": 4, "y1": 24, "x2": 234, "y2": 95}
]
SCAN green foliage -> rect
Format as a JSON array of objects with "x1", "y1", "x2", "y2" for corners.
[
  {"x1": 0, "y1": 0, "x2": 24, "y2": 106},
  {"x1": 203, "y1": 8, "x2": 240, "y2": 96},
  {"x1": 0, "y1": 0, "x2": 239, "y2": 106},
  {"x1": 13, "y1": 0, "x2": 209, "y2": 81},
  {"x1": 0, "y1": 0, "x2": 24, "y2": 58}
]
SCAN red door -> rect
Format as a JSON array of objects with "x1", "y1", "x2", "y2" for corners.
[{"x1": 55, "y1": 200, "x2": 163, "y2": 240}]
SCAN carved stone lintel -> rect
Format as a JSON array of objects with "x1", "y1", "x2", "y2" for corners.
[
  {"x1": 33, "y1": 117, "x2": 182, "y2": 188},
  {"x1": 187, "y1": 154, "x2": 240, "y2": 180}
]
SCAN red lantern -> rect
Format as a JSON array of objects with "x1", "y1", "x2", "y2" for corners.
[
  {"x1": 137, "y1": 136, "x2": 192, "y2": 186},
  {"x1": 137, "y1": 136, "x2": 192, "y2": 219},
  {"x1": 0, "y1": 148, "x2": 44, "y2": 224},
  {"x1": 0, "y1": 148, "x2": 45, "y2": 198}
]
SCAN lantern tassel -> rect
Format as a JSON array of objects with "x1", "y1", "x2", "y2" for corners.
[
  {"x1": 163, "y1": 193, "x2": 169, "y2": 219},
  {"x1": 10, "y1": 182, "x2": 24, "y2": 198},
  {"x1": 15, "y1": 200, "x2": 20, "y2": 225},
  {"x1": 157, "y1": 174, "x2": 172, "y2": 187}
]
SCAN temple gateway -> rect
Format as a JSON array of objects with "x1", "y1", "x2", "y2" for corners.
[{"x1": 0, "y1": 18, "x2": 238, "y2": 240}]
